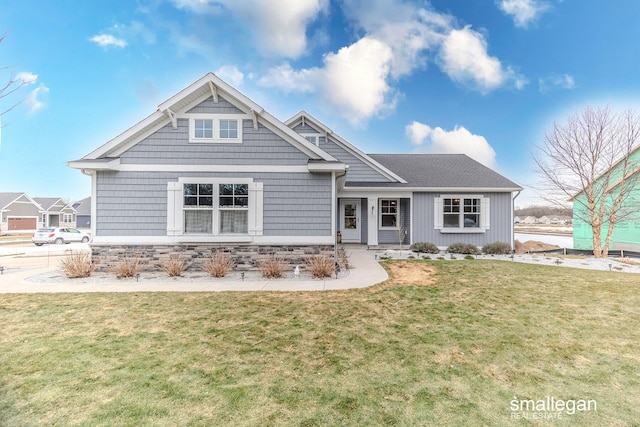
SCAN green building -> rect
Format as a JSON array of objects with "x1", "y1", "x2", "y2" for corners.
[{"x1": 572, "y1": 147, "x2": 640, "y2": 251}]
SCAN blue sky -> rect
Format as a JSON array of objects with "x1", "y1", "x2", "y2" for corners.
[{"x1": 0, "y1": 0, "x2": 639, "y2": 207}]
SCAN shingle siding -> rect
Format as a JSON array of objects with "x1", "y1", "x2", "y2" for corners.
[
  {"x1": 95, "y1": 171, "x2": 332, "y2": 237},
  {"x1": 120, "y1": 119, "x2": 310, "y2": 165},
  {"x1": 412, "y1": 192, "x2": 513, "y2": 248}
]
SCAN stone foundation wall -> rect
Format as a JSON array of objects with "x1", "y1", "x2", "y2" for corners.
[{"x1": 91, "y1": 244, "x2": 335, "y2": 272}]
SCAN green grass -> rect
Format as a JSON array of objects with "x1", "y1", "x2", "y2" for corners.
[{"x1": 1, "y1": 260, "x2": 639, "y2": 426}]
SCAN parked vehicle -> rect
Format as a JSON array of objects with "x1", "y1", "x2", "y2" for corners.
[{"x1": 32, "y1": 228, "x2": 90, "y2": 246}]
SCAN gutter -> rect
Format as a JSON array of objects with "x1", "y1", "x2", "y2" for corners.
[{"x1": 512, "y1": 190, "x2": 521, "y2": 251}]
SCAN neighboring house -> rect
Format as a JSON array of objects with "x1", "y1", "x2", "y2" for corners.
[
  {"x1": 0, "y1": 192, "x2": 42, "y2": 232},
  {"x1": 73, "y1": 197, "x2": 91, "y2": 228},
  {"x1": 33, "y1": 197, "x2": 76, "y2": 228},
  {"x1": 514, "y1": 216, "x2": 522, "y2": 224},
  {"x1": 68, "y1": 73, "x2": 522, "y2": 267},
  {"x1": 523, "y1": 216, "x2": 538, "y2": 224},
  {"x1": 573, "y1": 146, "x2": 640, "y2": 251}
]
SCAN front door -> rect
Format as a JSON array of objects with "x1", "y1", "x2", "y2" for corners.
[{"x1": 340, "y1": 199, "x2": 361, "y2": 243}]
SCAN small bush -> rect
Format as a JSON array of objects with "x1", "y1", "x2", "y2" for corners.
[
  {"x1": 259, "y1": 254, "x2": 288, "y2": 278},
  {"x1": 162, "y1": 254, "x2": 188, "y2": 277},
  {"x1": 202, "y1": 252, "x2": 235, "y2": 278},
  {"x1": 464, "y1": 255, "x2": 475, "y2": 260},
  {"x1": 447, "y1": 242, "x2": 480, "y2": 255},
  {"x1": 410, "y1": 242, "x2": 440, "y2": 254},
  {"x1": 112, "y1": 257, "x2": 142, "y2": 279},
  {"x1": 60, "y1": 252, "x2": 95, "y2": 278},
  {"x1": 482, "y1": 241, "x2": 512, "y2": 255},
  {"x1": 306, "y1": 255, "x2": 334, "y2": 279}
]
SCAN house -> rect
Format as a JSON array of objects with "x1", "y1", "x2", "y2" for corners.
[
  {"x1": 33, "y1": 197, "x2": 76, "y2": 228},
  {"x1": 68, "y1": 73, "x2": 522, "y2": 268},
  {"x1": 523, "y1": 216, "x2": 538, "y2": 224},
  {"x1": 0, "y1": 192, "x2": 42, "y2": 232},
  {"x1": 72, "y1": 197, "x2": 91, "y2": 228},
  {"x1": 573, "y1": 146, "x2": 640, "y2": 251}
]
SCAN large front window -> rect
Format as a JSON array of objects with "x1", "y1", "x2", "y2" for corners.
[
  {"x1": 183, "y1": 183, "x2": 248, "y2": 234},
  {"x1": 443, "y1": 197, "x2": 481, "y2": 228}
]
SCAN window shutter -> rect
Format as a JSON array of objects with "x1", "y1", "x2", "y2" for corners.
[
  {"x1": 248, "y1": 182, "x2": 263, "y2": 236},
  {"x1": 481, "y1": 197, "x2": 491, "y2": 229},
  {"x1": 167, "y1": 181, "x2": 182, "y2": 235},
  {"x1": 434, "y1": 196, "x2": 443, "y2": 229}
]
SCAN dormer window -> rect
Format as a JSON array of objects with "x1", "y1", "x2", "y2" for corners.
[{"x1": 194, "y1": 119, "x2": 214, "y2": 139}]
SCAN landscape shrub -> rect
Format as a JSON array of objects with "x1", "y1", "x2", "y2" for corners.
[
  {"x1": 306, "y1": 255, "x2": 334, "y2": 278},
  {"x1": 259, "y1": 254, "x2": 288, "y2": 278},
  {"x1": 202, "y1": 251, "x2": 235, "y2": 278},
  {"x1": 60, "y1": 252, "x2": 95, "y2": 278},
  {"x1": 482, "y1": 241, "x2": 512, "y2": 255},
  {"x1": 162, "y1": 254, "x2": 188, "y2": 277},
  {"x1": 112, "y1": 257, "x2": 142, "y2": 279},
  {"x1": 410, "y1": 242, "x2": 440, "y2": 254},
  {"x1": 447, "y1": 242, "x2": 480, "y2": 255}
]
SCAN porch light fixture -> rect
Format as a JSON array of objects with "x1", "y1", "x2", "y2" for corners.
[{"x1": 371, "y1": 205, "x2": 375, "y2": 215}]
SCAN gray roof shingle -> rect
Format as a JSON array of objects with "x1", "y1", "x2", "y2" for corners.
[{"x1": 346, "y1": 154, "x2": 522, "y2": 190}]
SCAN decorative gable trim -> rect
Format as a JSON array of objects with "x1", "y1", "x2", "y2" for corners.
[
  {"x1": 285, "y1": 111, "x2": 407, "y2": 184},
  {"x1": 73, "y1": 73, "x2": 339, "y2": 166}
]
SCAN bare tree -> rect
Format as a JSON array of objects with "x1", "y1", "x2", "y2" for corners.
[
  {"x1": 0, "y1": 34, "x2": 29, "y2": 116},
  {"x1": 533, "y1": 106, "x2": 640, "y2": 257}
]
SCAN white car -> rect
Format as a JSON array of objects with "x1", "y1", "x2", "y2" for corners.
[{"x1": 32, "y1": 227, "x2": 90, "y2": 246}]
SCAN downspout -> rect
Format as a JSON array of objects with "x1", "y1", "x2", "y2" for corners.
[{"x1": 512, "y1": 190, "x2": 521, "y2": 252}]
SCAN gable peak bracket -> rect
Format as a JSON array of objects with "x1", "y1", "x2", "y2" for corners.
[
  {"x1": 164, "y1": 109, "x2": 178, "y2": 129},
  {"x1": 208, "y1": 81, "x2": 219, "y2": 103},
  {"x1": 250, "y1": 108, "x2": 263, "y2": 131}
]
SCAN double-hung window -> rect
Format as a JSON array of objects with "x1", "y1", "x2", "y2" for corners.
[
  {"x1": 435, "y1": 195, "x2": 490, "y2": 232},
  {"x1": 175, "y1": 179, "x2": 261, "y2": 236},
  {"x1": 380, "y1": 199, "x2": 399, "y2": 229},
  {"x1": 218, "y1": 183, "x2": 248, "y2": 233}
]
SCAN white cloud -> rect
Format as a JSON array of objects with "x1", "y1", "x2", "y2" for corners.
[
  {"x1": 406, "y1": 121, "x2": 497, "y2": 167},
  {"x1": 438, "y1": 26, "x2": 515, "y2": 94},
  {"x1": 171, "y1": 0, "x2": 327, "y2": 58},
  {"x1": 538, "y1": 74, "x2": 576, "y2": 92},
  {"x1": 24, "y1": 83, "x2": 50, "y2": 114},
  {"x1": 89, "y1": 34, "x2": 128, "y2": 48},
  {"x1": 260, "y1": 38, "x2": 395, "y2": 126},
  {"x1": 16, "y1": 72, "x2": 38, "y2": 85},
  {"x1": 498, "y1": 0, "x2": 550, "y2": 28},
  {"x1": 215, "y1": 65, "x2": 245, "y2": 87}
]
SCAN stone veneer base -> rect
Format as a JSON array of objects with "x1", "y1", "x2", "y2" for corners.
[{"x1": 91, "y1": 244, "x2": 336, "y2": 272}]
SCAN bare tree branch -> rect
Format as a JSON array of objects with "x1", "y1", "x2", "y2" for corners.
[{"x1": 532, "y1": 106, "x2": 640, "y2": 257}]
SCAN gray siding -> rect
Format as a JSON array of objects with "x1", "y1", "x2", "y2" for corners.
[
  {"x1": 291, "y1": 124, "x2": 392, "y2": 183},
  {"x1": 412, "y1": 192, "x2": 513, "y2": 247},
  {"x1": 121, "y1": 119, "x2": 310, "y2": 165},
  {"x1": 95, "y1": 171, "x2": 332, "y2": 237},
  {"x1": 187, "y1": 96, "x2": 244, "y2": 114}
]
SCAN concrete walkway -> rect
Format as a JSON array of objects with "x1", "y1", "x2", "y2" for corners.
[{"x1": 0, "y1": 247, "x2": 389, "y2": 293}]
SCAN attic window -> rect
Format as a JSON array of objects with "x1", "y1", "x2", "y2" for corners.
[
  {"x1": 189, "y1": 115, "x2": 244, "y2": 143},
  {"x1": 301, "y1": 134, "x2": 319, "y2": 146}
]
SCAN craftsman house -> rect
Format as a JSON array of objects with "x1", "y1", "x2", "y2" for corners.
[{"x1": 69, "y1": 73, "x2": 522, "y2": 265}]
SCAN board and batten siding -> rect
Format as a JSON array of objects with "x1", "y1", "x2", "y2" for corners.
[
  {"x1": 95, "y1": 171, "x2": 332, "y2": 237},
  {"x1": 412, "y1": 192, "x2": 513, "y2": 247},
  {"x1": 292, "y1": 124, "x2": 393, "y2": 183}
]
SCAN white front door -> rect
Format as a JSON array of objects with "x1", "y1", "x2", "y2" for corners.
[{"x1": 340, "y1": 199, "x2": 361, "y2": 243}]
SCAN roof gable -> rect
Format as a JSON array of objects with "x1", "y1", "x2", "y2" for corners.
[
  {"x1": 285, "y1": 111, "x2": 406, "y2": 184},
  {"x1": 73, "y1": 73, "x2": 337, "y2": 165}
]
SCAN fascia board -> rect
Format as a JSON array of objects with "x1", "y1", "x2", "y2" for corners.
[
  {"x1": 67, "y1": 158, "x2": 121, "y2": 171},
  {"x1": 342, "y1": 186, "x2": 523, "y2": 193}
]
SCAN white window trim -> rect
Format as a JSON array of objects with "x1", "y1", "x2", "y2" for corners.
[
  {"x1": 300, "y1": 133, "x2": 320, "y2": 146},
  {"x1": 167, "y1": 178, "x2": 263, "y2": 238},
  {"x1": 434, "y1": 194, "x2": 490, "y2": 233},
  {"x1": 187, "y1": 114, "x2": 246, "y2": 144},
  {"x1": 379, "y1": 198, "x2": 400, "y2": 230}
]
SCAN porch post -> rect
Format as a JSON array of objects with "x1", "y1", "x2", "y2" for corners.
[{"x1": 367, "y1": 197, "x2": 378, "y2": 246}]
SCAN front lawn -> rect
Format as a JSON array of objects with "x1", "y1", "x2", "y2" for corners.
[{"x1": 1, "y1": 260, "x2": 638, "y2": 426}]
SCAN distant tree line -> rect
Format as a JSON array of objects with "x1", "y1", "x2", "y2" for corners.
[{"x1": 514, "y1": 206, "x2": 572, "y2": 218}]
